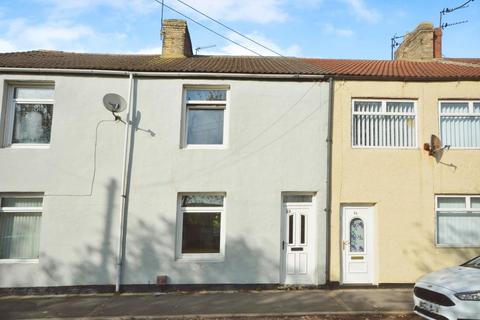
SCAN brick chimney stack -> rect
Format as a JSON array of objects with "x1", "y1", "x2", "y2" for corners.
[
  {"x1": 394, "y1": 22, "x2": 442, "y2": 60},
  {"x1": 433, "y1": 27, "x2": 442, "y2": 59},
  {"x1": 161, "y1": 19, "x2": 193, "y2": 58}
]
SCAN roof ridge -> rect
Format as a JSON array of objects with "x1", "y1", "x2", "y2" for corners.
[{"x1": 438, "y1": 59, "x2": 480, "y2": 68}]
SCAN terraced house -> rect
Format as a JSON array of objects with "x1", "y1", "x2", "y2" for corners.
[
  {"x1": 0, "y1": 20, "x2": 479, "y2": 292},
  {"x1": 314, "y1": 22, "x2": 480, "y2": 286}
]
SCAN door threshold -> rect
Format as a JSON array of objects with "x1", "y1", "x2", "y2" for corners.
[{"x1": 279, "y1": 284, "x2": 325, "y2": 290}]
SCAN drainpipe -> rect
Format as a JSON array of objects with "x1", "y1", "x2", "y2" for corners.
[
  {"x1": 325, "y1": 77, "x2": 334, "y2": 286},
  {"x1": 115, "y1": 73, "x2": 134, "y2": 293}
]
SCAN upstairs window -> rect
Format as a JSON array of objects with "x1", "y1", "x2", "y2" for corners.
[
  {"x1": 182, "y1": 88, "x2": 228, "y2": 148},
  {"x1": 439, "y1": 101, "x2": 480, "y2": 149},
  {"x1": 0, "y1": 195, "x2": 43, "y2": 261},
  {"x1": 352, "y1": 100, "x2": 417, "y2": 148},
  {"x1": 436, "y1": 195, "x2": 480, "y2": 247},
  {"x1": 3, "y1": 84, "x2": 54, "y2": 147}
]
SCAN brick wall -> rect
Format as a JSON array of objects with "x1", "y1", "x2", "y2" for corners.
[
  {"x1": 395, "y1": 22, "x2": 435, "y2": 60},
  {"x1": 161, "y1": 19, "x2": 193, "y2": 58}
]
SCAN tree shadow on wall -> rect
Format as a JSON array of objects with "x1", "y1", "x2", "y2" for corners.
[
  {"x1": 124, "y1": 216, "x2": 278, "y2": 286},
  {"x1": 7, "y1": 176, "x2": 278, "y2": 289}
]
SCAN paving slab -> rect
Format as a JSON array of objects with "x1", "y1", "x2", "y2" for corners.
[{"x1": 0, "y1": 289, "x2": 414, "y2": 319}]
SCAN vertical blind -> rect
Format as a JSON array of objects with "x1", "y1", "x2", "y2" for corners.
[
  {"x1": 0, "y1": 197, "x2": 42, "y2": 259},
  {"x1": 437, "y1": 213, "x2": 480, "y2": 246},
  {"x1": 440, "y1": 101, "x2": 480, "y2": 148},
  {"x1": 353, "y1": 100, "x2": 416, "y2": 147},
  {"x1": 436, "y1": 196, "x2": 480, "y2": 246}
]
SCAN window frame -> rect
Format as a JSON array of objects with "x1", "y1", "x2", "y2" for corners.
[
  {"x1": 0, "y1": 193, "x2": 43, "y2": 263},
  {"x1": 351, "y1": 99, "x2": 418, "y2": 149},
  {"x1": 175, "y1": 193, "x2": 226, "y2": 261},
  {"x1": 438, "y1": 100, "x2": 480, "y2": 150},
  {"x1": 2, "y1": 83, "x2": 55, "y2": 149},
  {"x1": 435, "y1": 195, "x2": 480, "y2": 248},
  {"x1": 181, "y1": 86, "x2": 230, "y2": 149}
]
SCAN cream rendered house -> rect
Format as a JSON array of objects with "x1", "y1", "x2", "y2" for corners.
[{"x1": 310, "y1": 22, "x2": 480, "y2": 286}]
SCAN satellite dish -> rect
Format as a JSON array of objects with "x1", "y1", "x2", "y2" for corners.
[
  {"x1": 424, "y1": 134, "x2": 450, "y2": 156},
  {"x1": 431, "y1": 134, "x2": 441, "y2": 153},
  {"x1": 103, "y1": 93, "x2": 127, "y2": 113}
]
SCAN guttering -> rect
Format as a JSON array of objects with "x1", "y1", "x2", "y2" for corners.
[
  {"x1": 0, "y1": 67, "x2": 326, "y2": 80},
  {"x1": 325, "y1": 77, "x2": 334, "y2": 286},
  {"x1": 115, "y1": 73, "x2": 134, "y2": 293}
]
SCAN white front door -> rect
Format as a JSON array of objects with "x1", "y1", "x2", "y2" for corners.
[
  {"x1": 281, "y1": 202, "x2": 316, "y2": 285},
  {"x1": 341, "y1": 206, "x2": 375, "y2": 284}
]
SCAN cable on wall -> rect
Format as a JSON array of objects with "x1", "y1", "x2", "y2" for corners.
[{"x1": 44, "y1": 119, "x2": 117, "y2": 197}]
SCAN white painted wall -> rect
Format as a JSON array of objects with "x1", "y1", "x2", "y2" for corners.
[{"x1": 0, "y1": 74, "x2": 329, "y2": 287}]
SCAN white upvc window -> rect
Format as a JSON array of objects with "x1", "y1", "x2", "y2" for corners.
[
  {"x1": 0, "y1": 194, "x2": 43, "y2": 263},
  {"x1": 181, "y1": 87, "x2": 229, "y2": 149},
  {"x1": 439, "y1": 101, "x2": 480, "y2": 149},
  {"x1": 2, "y1": 84, "x2": 55, "y2": 148},
  {"x1": 352, "y1": 99, "x2": 417, "y2": 148},
  {"x1": 436, "y1": 195, "x2": 480, "y2": 247},
  {"x1": 176, "y1": 193, "x2": 226, "y2": 261}
]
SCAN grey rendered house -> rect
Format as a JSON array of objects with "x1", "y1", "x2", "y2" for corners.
[{"x1": 0, "y1": 20, "x2": 331, "y2": 291}]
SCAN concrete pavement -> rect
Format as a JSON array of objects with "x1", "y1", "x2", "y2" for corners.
[{"x1": 0, "y1": 289, "x2": 415, "y2": 319}]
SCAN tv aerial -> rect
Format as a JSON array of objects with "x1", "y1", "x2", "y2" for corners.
[
  {"x1": 195, "y1": 44, "x2": 216, "y2": 55},
  {"x1": 439, "y1": 0, "x2": 474, "y2": 29},
  {"x1": 103, "y1": 93, "x2": 127, "y2": 122},
  {"x1": 390, "y1": 34, "x2": 405, "y2": 60}
]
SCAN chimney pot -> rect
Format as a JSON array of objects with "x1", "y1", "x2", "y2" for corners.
[{"x1": 161, "y1": 19, "x2": 193, "y2": 58}]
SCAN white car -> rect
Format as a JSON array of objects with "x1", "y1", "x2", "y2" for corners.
[{"x1": 413, "y1": 255, "x2": 480, "y2": 320}]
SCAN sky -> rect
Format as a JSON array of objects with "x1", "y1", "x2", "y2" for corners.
[{"x1": 0, "y1": 0, "x2": 479, "y2": 59}]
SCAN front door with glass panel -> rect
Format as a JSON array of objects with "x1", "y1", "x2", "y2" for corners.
[
  {"x1": 342, "y1": 206, "x2": 375, "y2": 284},
  {"x1": 281, "y1": 196, "x2": 316, "y2": 285}
]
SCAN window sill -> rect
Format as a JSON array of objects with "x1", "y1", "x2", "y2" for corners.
[
  {"x1": 176, "y1": 254, "x2": 225, "y2": 262},
  {"x1": 351, "y1": 146, "x2": 418, "y2": 150},
  {"x1": 0, "y1": 259, "x2": 39, "y2": 264},
  {"x1": 436, "y1": 244, "x2": 480, "y2": 248},
  {"x1": 182, "y1": 144, "x2": 227, "y2": 150},
  {"x1": 5, "y1": 144, "x2": 50, "y2": 149}
]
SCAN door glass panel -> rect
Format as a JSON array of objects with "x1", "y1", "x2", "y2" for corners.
[
  {"x1": 283, "y1": 195, "x2": 312, "y2": 203},
  {"x1": 288, "y1": 215, "x2": 293, "y2": 244},
  {"x1": 350, "y1": 218, "x2": 365, "y2": 252},
  {"x1": 300, "y1": 215, "x2": 306, "y2": 244}
]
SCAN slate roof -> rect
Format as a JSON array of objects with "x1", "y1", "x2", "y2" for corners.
[{"x1": 1, "y1": 50, "x2": 480, "y2": 80}]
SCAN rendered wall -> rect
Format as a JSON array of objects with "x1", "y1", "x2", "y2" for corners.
[
  {"x1": 330, "y1": 79, "x2": 480, "y2": 284},
  {"x1": 0, "y1": 74, "x2": 329, "y2": 287}
]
